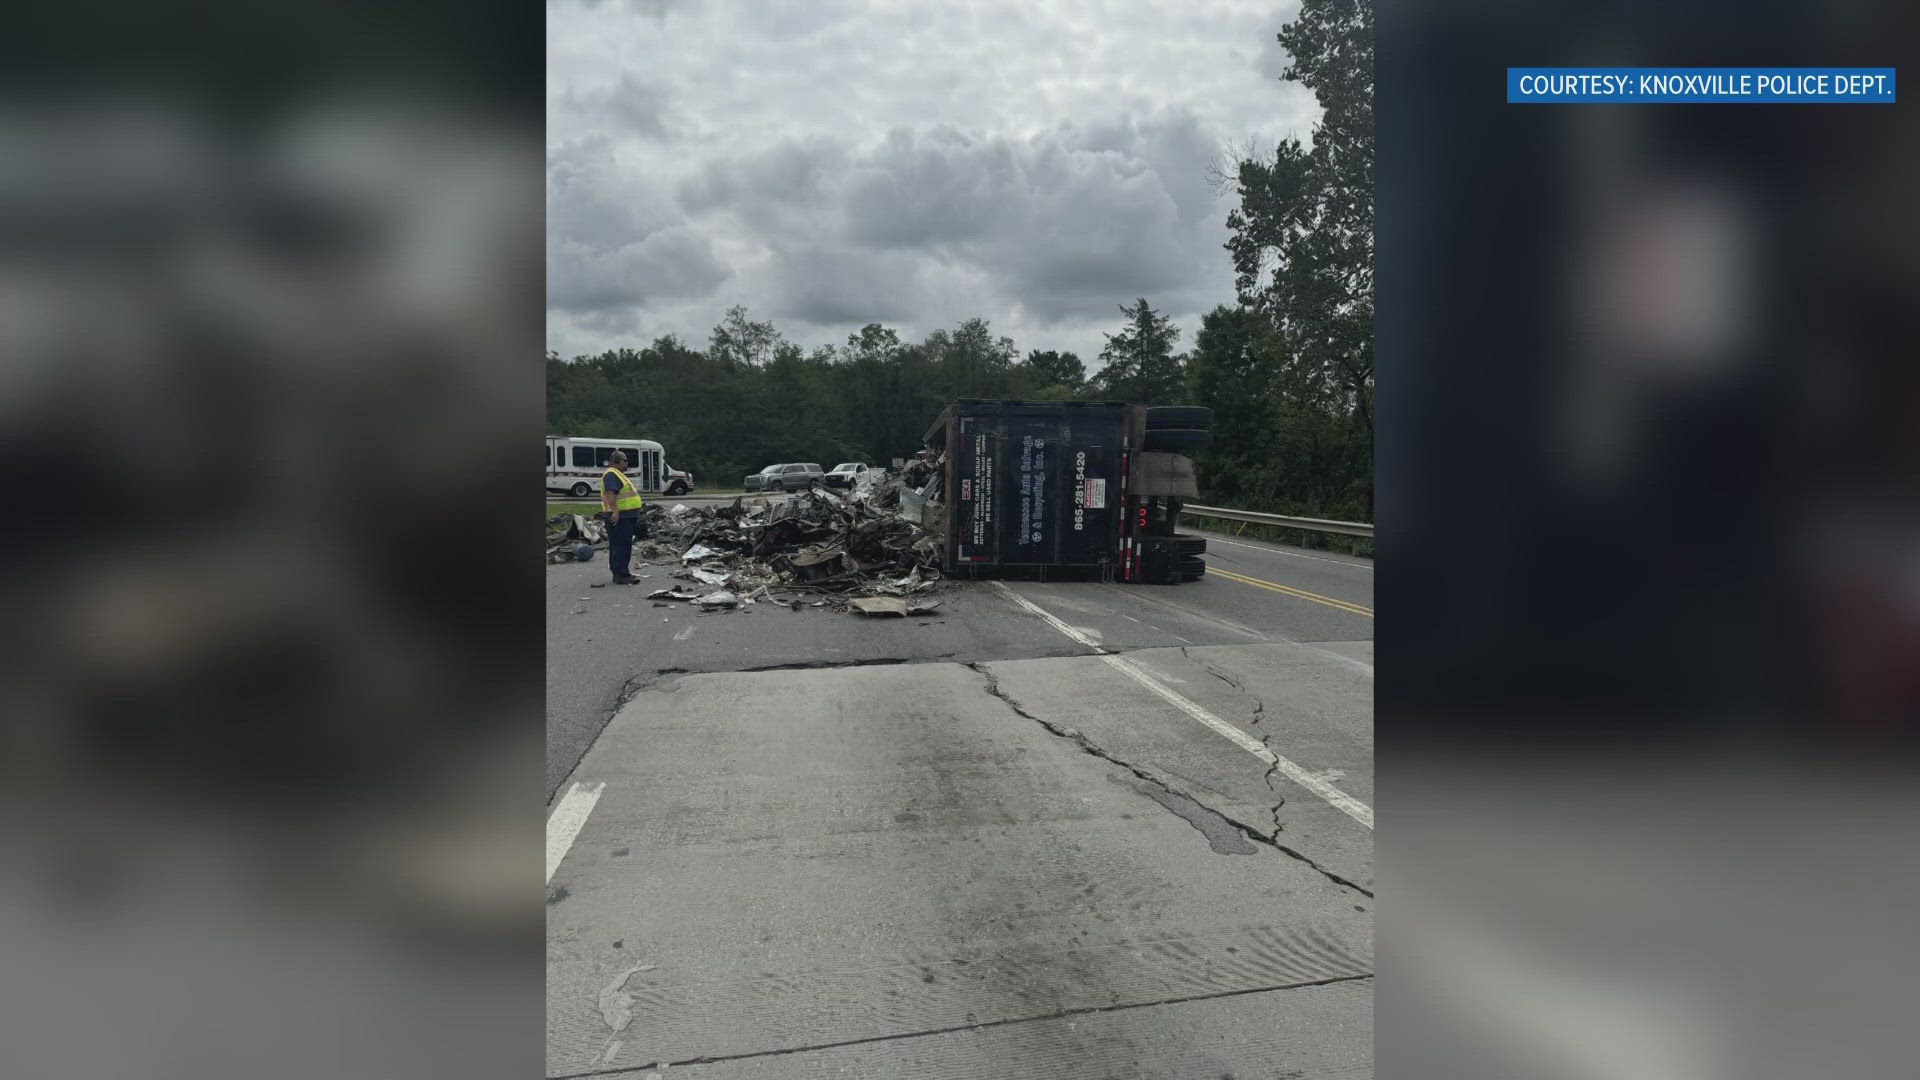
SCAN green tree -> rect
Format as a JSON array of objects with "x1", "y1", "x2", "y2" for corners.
[
  {"x1": 707, "y1": 305, "x2": 782, "y2": 369},
  {"x1": 1224, "y1": 0, "x2": 1372, "y2": 435},
  {"x1": 1021, "y1": 349, "x2": 1085, "y2": 393},
  {"x1": 925, "y1": 317, "x2": 1018, "y2": 398},
  {"x1": 1092, "y1": 299, "x2": 1186, "y2": 404}
]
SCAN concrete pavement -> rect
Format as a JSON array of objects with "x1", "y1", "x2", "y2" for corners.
[{"x1": 547, "y1": 530, "x2": 1372, "y2": 1077}]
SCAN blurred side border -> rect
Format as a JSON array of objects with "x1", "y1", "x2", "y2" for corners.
[
  {"x1": 0, "y1": 4, "x2": 544, "y2": 1079},
  {"x1": 1379, "y1": 0, "x2": 1918, "y2": 1077}
]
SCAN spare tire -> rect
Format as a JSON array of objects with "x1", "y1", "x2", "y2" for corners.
[
  {"x1": 1145, "y1": 406, "x2": 1213, "y2": 430},
  {"x1": 1141, "y1": 427, "x2": 1212, "y2": 452}
]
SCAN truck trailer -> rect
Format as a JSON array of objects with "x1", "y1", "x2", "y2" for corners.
[{"x1": 911, "y1": 399, "x2": 1209, "y2": 584}]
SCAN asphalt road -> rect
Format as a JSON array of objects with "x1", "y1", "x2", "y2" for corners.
[{"x1": 547, "y1": 526, "x2": 1372, "y2": 1077}]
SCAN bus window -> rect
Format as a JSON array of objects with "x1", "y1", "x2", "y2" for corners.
[
  {"x1": 645, "y1": 449, "x2": 661, "y2": 489},
  {"x1": 573, "y1": 445, "x2": 594, "y2": 467},
  {"x1": 595, "y1": 446, "x2": 616, "y2": 467}
]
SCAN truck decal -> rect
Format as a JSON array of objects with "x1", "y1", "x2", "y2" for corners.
[{"x1": 1017, "y1": 434, "x2": 1047, "y2": 546}]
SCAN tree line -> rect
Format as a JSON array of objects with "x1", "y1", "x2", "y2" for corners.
[{"x1": 547, "y1": 0, "x2": 1372, "y2": 525}]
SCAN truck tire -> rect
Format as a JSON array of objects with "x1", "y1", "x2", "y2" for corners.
[
  {"x1": 1179, "y1": 555, "x2": 1205, "y2": 581},
  {"x1": 1145, "y1": 406, "x2": 1213, "y2": 430},
  {"x1": 1142, "y1": 427, "x2": 1212, "y2": 452},
  {"x1": 1174, "y1": 534, "x2": 1206, "y2": 555}
]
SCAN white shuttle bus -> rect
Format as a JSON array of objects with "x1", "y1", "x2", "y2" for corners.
[{"x1": 546, "y1": 436, "x2": 695, "y2": 498}]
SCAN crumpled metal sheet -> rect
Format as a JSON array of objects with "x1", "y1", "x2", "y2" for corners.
[
  {"x1": 848, "y1": 596, "x2": 942, "y2": 617},
  {"x1": 547, "y1": 513, "x2": 608, "y2": 563},
  {"x1": 848, "y1": 597, "x2": 908, "y2": 616}
]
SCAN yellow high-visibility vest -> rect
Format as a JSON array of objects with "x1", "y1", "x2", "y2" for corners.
[{"x1": 604, "y1": 468, "x2": 644, "y2": 512}]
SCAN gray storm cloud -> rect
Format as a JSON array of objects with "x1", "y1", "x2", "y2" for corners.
[{"x1": 547, "y1": 0, "x2": 1312, "y2": 362}]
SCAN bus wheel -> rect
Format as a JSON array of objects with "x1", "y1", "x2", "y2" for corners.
[
  {"x1": 666, "y1": 481, "x2": 688, "y2": 496},
  {"x1": 570, "y1": 482, "x2": 592, "y2": 497}
]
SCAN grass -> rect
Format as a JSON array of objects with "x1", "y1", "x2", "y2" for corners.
[
  {"x1": 547, "y1": 502, "x2": 603, "y2": 519},
  {"x1": 546, "y1": 489, "x2": 762, "y2": 524}
]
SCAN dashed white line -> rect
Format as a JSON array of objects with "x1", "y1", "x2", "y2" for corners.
[
  {"x1": 547, "y1": 780, "x2": 606, "y2": 883},
  {"x1": 990, "y1": 581, "x2": 1374, "y2": 831}
]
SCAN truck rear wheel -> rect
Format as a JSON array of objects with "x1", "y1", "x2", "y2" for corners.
[{"x1": 1179, "y1": 555, "x2": 1206, "y2": 581}]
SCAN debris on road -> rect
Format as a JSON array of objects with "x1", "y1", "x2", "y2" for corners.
[
  {"x1": 547, "y1": 513, "x2": 607, "y2": 564},
  {"x1": 849, "y1": 597, "x2": 907, "y2": 617},
  {"x1": 558, "y1": 485, "x2": 953, "y2": 614},
  {"x1": 847, "y1": 597, "x2": 943, "y2": 617}
]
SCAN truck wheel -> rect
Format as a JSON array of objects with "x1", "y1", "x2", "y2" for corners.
[
  {"x1": 570, "y1": 482, "x2": 592, "y2": 497},
  {"x1": 1145, "y1": 406, "x2": 1213, "y2": 430},
  {"x1": 1179, "y1": 555, "x2": 1206, "y2": 581},
  {"x1": 1141, "y1": 428, "x2": 1212, "y2": 452},
  {"x1": 1174, "y1": 534, "x2": 1206, "y2": 555}
]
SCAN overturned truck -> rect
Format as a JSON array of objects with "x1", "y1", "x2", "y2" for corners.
[{"x1": 906, "y1": 399, "x2": 1210, "y2": 584}]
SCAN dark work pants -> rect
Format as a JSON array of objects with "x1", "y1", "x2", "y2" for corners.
[{"x1": 609, "y1": 515, "x2": 638, "y2": 580}]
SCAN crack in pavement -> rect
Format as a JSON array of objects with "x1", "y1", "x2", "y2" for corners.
[
  {"x1": 614, "y1": 656, "x2": 959, "y2": 709},
  {"x1": 1179, "y1": 647, "x2": 1286, "y2": 844},
  {"x1": 547, "y1": 972, "x2": 1374, "y2": 1079},
  {"x1": 964, "y1": 663, "x2": 1372, "y2": 899},
  {"x1": 552, "y1": 657, "x2": 962, "y2": 803}
]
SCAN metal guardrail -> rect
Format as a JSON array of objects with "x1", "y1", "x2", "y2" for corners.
[{"x1": 1180, "y1": 504, "x2": 1374, "y2": 539}]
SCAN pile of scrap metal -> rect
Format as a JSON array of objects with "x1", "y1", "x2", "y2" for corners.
[
  {"x1": 632, "y1": 486, "x2": 947, "y2": 615},
  {"x1": 546, "y1": 513, "x2": 606, "y2": 564}
]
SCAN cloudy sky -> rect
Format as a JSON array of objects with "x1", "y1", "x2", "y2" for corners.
[{"x1": 547, "y1": 0, "x2": 1315, "y2": 368}]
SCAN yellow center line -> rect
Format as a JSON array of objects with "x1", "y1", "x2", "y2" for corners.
[{"x1": 1208, "y1": 565, "x2": 1374, "y2": 617}]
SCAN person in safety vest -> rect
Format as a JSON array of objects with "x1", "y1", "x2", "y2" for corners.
[{"x1": 600, "y1": 450, "x2": 645, "y2": 584}]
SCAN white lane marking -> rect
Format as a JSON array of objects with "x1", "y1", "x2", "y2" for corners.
[
  {"x1": 674, "y1": 626, "x2": 694, "y2": 641},
  {"x1": 1319, "y1": 649, "x2": 1375, "y2": 678},
  {"x1": 995, "y1": 581, "x2": 1106, "y2": 649},
  {"x1": 546, "y1": 780, "x2": 605, "y2": 883},
  {"x1": 1102, "y1": 653, "x2": 1374, "y2": 830},
  {"x1": 1198, "y1": 533, "x2": 1373, "y2": 569},
  {"x1": 991, "y1": 582, "x2": 1374, "y2": 831}
]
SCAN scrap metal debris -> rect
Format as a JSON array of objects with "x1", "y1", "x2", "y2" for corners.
[
  {"x1": 847, "y1": 597, "x2": 943, "y2": 617},
  {"x1": 555, "y1": 480, "x2": 951, "y2": 614},
  {"x1": 547, "y1": 514, "x2": 607, "y2": 564}
]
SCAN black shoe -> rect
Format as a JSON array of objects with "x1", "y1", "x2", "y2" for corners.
[{"x1": 612, "y1": 575, "x2": 640, "y2": 585}]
